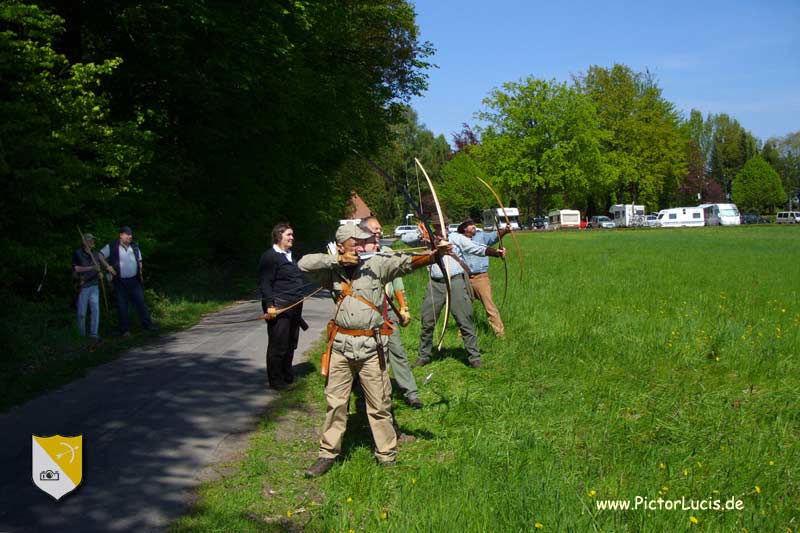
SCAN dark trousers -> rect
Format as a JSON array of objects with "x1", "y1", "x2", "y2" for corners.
[
  {"x1": 114, "y1": 276, "x2": 153, "y2": 333},
  {"x1": 263, "y1": 302, "x2": 303, "y2": 386}
]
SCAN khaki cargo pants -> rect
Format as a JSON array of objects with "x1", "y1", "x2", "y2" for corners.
[
  {"x1": 469, "y1": 272, "x2": 505, "y2": 336},
  {"x1": 319, "y1": 350, "x2": 397, "y2": 463}
]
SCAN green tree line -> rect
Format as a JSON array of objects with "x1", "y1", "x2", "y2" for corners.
[
  {"x1": 436, "y1": 65, "x2": 799, "y2": 222},
  {"x1": 1, "y1": 0, "x2": 433, "y2": 299}
]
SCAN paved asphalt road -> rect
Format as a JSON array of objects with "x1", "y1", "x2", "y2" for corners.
[{"x1": 0, "y1": 293, "x2": 334, "y2": 532}]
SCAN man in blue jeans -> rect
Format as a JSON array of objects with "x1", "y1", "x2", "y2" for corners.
[
  {"x1": 72, "y1": 233, "x2": 113, "y2": 340},
  {"x1": 101, "y1": 226, "x2": 159, "y2": 336}
]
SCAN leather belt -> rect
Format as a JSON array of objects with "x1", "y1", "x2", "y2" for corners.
[{"x1": 332, "y1": 322, "x2": 394, "y2": 337}]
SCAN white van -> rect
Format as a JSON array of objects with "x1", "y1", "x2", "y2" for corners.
[
  {"x1": 776, "y1": 211, "x2": 800, "y2": 224},
  {"x1": 609, "y1": 204, "x2": 645, "y2": 227},
  {"x1": 482, "y1": 208, "x2": 520, "y2": 231},
  {"x1": 656, "y1": 207, "x2": 705, "y2": 227},
  {"x1": 547, "y1": 209, "x2": 581, "y2": 229},
  {"x1": 699, "y1": 203, "x2": 740, "y2": 226}
]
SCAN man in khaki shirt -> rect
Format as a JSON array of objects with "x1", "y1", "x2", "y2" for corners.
[{"x1": 299, "y1": 224, "x2": 448, "y2": 478}]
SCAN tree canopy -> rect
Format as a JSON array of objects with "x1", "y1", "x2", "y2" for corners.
[
  {"x1": 731, "y1": 156, "x2": 785, "y2": 213},
  {"x1": 573, "y1": 64, "x2": 686, "y2": 212},
  {"x1": 2, "y1": 0, "x2": 433, "y2": 296},
  {"x1": 477, "y1": 77, "x2": 604, "y2": 215}
]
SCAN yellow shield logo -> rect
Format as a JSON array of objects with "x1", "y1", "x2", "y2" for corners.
[{"x1": 32, "y1": 435, "x2": 83, "y2": 500}]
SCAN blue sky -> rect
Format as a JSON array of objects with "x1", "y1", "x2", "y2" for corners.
[{"x1": 409, "y1": 0, "x2": 799, "y2": 144}]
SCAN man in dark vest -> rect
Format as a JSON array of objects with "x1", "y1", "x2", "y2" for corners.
[{"x1": 101, "y1": 226, "x2": 158, "y2": 336}]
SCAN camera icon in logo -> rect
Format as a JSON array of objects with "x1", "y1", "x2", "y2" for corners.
[{"x1": 40, "y1": 470, "x2": 60, "y2": 481}]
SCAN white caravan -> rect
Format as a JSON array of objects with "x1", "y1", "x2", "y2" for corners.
[
  {"x1": 482, "y1": 208, "x2": 520, "y2": 231},
  {"x1": 609, "y1": 204, "x2": 645, "y2": 227},
  {"x1": 698, "y1": 203, "x2": 741, "y2": 226},
  {"x1": 547, "y1": 209, "x2": 581, "y2": 229},
  {"x1": 656, "y1": 207, "x2": 705, "y2": 227}
]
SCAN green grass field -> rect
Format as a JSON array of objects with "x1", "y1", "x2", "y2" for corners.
[{"x1": 176, "y1": 226, "x2": 799, "y2": 532}]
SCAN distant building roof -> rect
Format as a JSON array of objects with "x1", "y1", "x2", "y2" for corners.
[{"x1": 346, "y1": 192, "x2": 373, "y2": 219}]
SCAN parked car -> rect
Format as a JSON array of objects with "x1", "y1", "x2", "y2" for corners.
[
  {"x1": 587, "y1": 215, "x2": 615, "y2": 229},
  {"x1": 393, "y1": 225, "x2": 419, "y2": 238},
  {"x1": 645, "y1": 214, "x2": 659, "y2": 227},
  {"x1": 741, "y1": 213, "x2": 770, "y2": 224},
  {"x1": 447, "y1": 223, "x2": 460, "y2": 234},
  {"x1": 776, "y1": 211, "x2": 800, "y2": 224},
  {"x1": 528, "y1": 216, "x2": 548, "y2": 230}
]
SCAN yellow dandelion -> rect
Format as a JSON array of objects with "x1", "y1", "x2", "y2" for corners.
[
  {"x1": 534, "y1": 522, "x2": 544, "y2": 529},
  {"x1": 690, "y1": 516, "x2": 699, "y2": 524},
  {"x1": 697, "y1": 461, "x2": 703, "y2": 468},
  {"x1": 286, "y1": 510, "x2": 293, "y2": 518},
  {"x1": 782, "y1": 309, "x2": 786, "y2": 313},
  {"x1": 755, "y1": 485, "x2": 761, "y2": 494},
  {"x1": 715, "y1": 356, "x2": 720, "y2": 361},
  {"x1": 683, "y1": 469, "x2": 689, "y2": 476},
  {"x1": 381, "y1": 511, "x2": 388, "y2": 520},
  {"x1": 712, "y1": 489, "x2": 719, "y2": 494},
  {"x1": 347, "y1": 497, "x2": 353, "y2": 503},
  {"x1": 411, "y1": 478, "x2": 417, "y2": 484},
  {"x1": 659, "y1": 463, "x2": 666, "y2": 470},
  {"x1": 769, "y1": 460, "x2": 775, "y2": 466},
  {"x1": 349, "y1": 529, "x2": 355, "y2": 533},
  {"x1": 662, "y1": 486, "x2": 669, "y2": 492},
  {"x1": 588, "y1": 490, "x2": 597, "y2": 498}
]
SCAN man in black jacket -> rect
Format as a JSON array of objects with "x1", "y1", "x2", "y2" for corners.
[{"x1": 258, "y1": 223, "x2": 307, "y2": 390}]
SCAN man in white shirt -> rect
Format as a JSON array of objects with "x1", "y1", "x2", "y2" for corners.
[{"x1": 101, "y1": 226, "x2": 158, "y2": 336}]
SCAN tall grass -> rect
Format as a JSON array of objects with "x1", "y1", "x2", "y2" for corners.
[{"x1": 176, "y1": 226, "x2": 799, "y2": 532}]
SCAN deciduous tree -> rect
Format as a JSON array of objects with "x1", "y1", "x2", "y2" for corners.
[
  {"x1": 762, "y1": 131, "x2": 800, "y2": 209},
  {"x1": 0, "y1": 1, "x2": 149, "y2": 290},
  {"x1": 731, "y1": 156, "x2": 785, "y2": 213},
  {"x1": 477, "y1": 77, "x2": 604, "y2": 216},
  {"x1": 573, "y1": 64, "x2": 686, "y2": 212},
  {"x1": 708, "y1": 114, "x2": 759, "y2": 198}
]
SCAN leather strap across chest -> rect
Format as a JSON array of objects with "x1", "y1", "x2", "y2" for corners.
[
  {"x1": 335, "y1": 281, "x2": 383, "y2": 314},
  {"x1": 331, "y1": 280, "x2": 395, "y2": 335}
]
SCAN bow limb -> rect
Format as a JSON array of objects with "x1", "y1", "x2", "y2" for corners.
[
  {"x1": 474, "y1": 177, "x2": 524, "y2": 283},
  {"x1": 77, "y1": 225, "x2": 110, "y2": 314},
  {"x1": 415, "y1": 158, "x2": 451, "y2": 351},
  {"x1": 352, "y1": 149, "x2": 438, "y2": 255},
  {"x1": 273, "y1": 286, "x2": 324, "y2": 317},
  {"x1": 204, "y1": 287, "x2": 324, "y2": 326}
]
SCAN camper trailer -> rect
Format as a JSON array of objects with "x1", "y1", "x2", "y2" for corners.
[
  {"x1": 547, "y1": 209, "x2": 581, "y2": 229},
  {"x1": 609, "y1": 204, "x2": 646, "y2": 227},
  {"x1": 655, "y1": 207, "x2": 705, "y2": 227},
  {"x1": 482, "y1": 208, "x2": 520, "y2": 231},
  {"x1": 698, "y1": 203, "x2": 741, "y2": 226}
]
